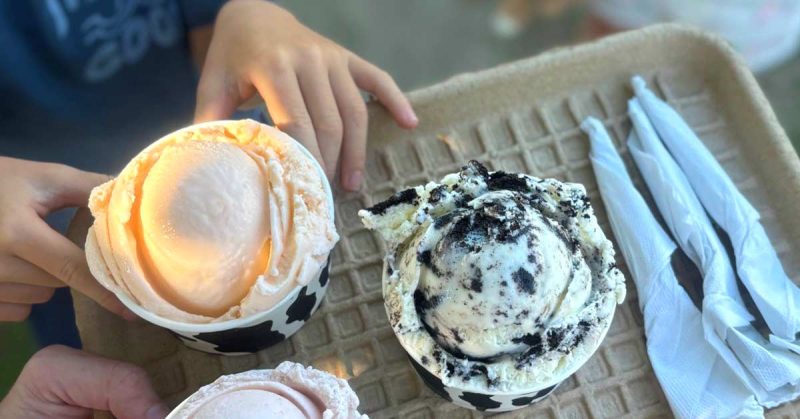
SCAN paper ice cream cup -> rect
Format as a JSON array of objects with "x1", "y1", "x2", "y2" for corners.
[
  {"x1": 123, "y1": 260, "x2": 330, "y2": 355},
  {"x1": 403, "y1": 326, "x2": 612, "y2": 412},
  {"x1": 407, "y1": 355, "x2": 560, "y2": 411},
  {"x1": 363, "y1": 161, "x2": 625, "y2": 412},
  {"x1": 88, "y1": 120, "x2": 336, "y2": 355}
]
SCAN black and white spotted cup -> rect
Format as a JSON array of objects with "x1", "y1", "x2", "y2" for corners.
[
  {"x1": 151, "y1": 262, "x2": 330, "y2": 355},
  {"x1": 408, "y1": 356, "x2": 562, "y2": 412},
  {"x1": 112, "y1": 122, "x2": 334, "y2": 355}
]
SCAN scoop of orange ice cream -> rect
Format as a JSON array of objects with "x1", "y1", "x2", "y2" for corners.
[
  {"x1": 137, "y1": 140, "x2": 270, "y2": 317},
  {"x1": 85, "y1": 120, "x2": 338, "y2": 323}
]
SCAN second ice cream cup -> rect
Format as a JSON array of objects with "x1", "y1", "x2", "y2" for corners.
[
  {"x1": 361, "y1": 161, "x2": 626, "y2": 411},
  {"x1": 86, "y1": 120, "x2": 337, "y2": 355}
]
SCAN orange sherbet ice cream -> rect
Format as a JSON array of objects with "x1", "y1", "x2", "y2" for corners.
[{"x1": 85, "y1": 120, "x2": 338, "y2": 323}]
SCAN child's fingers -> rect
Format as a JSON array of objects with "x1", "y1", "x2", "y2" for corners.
[
  {"x1": 330, "y1": 65, "x2": 368, "y2": 192},
  {"x1": 194, "y1": 67, "x2": 243, "y2": 123},
  {"x1": 0, "y1": 256, "x2": 63, "y2": 287},
  {"x1": 13, "y1": 217, "x2": 135, "y2": 321},
  {"x1": 298, "y1": 59, "x2": 343, "y2": 180},
  {"x1": 349, "y1": 55, "x2": 417, "y2": 128},
  {"x1": 35, "y1": 163, "x2": 110, "y2": 211},
  {"x1": 0, "y1": 283, "x2": 55, "y2": 304},
  {"x1": 251, "y1": 67, "x2": 326, "y2": 171}
]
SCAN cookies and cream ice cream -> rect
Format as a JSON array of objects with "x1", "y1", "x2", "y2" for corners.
[
  {"x1": 168, "y1": 361, "x2": 366, "y2": 418},
  {"x1": 86, "y1": 120, "x2": 338, "y2": 323},
  {"x1": 359, "y1": 161, "x2": 625, "y2": 392}
]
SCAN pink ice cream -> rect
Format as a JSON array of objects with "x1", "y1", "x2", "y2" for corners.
[
  {"x1": 168, "y1": 362, "x2": 366, "y2": 419},
  {"x1": 85, "y1": 120, "x2": 338, "y2": 323},
  {"x1": 190, "y1": 384, "x2": 321, "y2": 419}
]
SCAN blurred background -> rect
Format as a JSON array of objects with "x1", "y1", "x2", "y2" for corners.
[{"x1": 2, "y1": 0, "x2": 799, "y2": 396}]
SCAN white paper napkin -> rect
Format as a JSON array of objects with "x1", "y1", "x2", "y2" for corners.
[
  {"x1": 632, "y1": 76, "x2": 800, "y2": 344},
  {"x1": 627, "y1": 98, "x2": 800, "y2": 407},
  {"x1": 582, "y1": 117, "x2": 763, "y2": 418}
]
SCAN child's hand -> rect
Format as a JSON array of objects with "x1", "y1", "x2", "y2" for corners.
[
  {"x1": 0, "y1": 157, "x2": 133, "y2": 322},
  {"x1": 195, "y1": 0, "x2": 418, "y2": 191}
]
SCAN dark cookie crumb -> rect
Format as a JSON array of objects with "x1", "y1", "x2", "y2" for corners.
[
  {"x1": 433, "y1": 349, "x2": 444, "y2": 363},
  {"x1": 463, "y1": 160, "x2": 490, "y2": 179},
  {"x1": 487, "y1": 170, "x2": 530, "y2": 193},
  {"x1": 546, "y1": 328, "x2": 566, "y2": 350},
  {"x1": 515, "y1": 309, "x2": 530, "y2": 320},
  {"x1": 417, "y1": 249, "x2": 444, "y2": 276},
  {"x1": 515, "y1": 332, "x2": 546, "y2": 367},
  {"x1": 365, "y1": 188, "x2": 418, "y2": 215},
  {"x1": 512, "y1": 268, "x2": 536, "y2": 294},
  {"x1": 452, "y1": 329, "x2": 465, "y2": 344},
  {"x1": 433, "y1": 210, "x2": 458, "y2": 229},
  {"x1": 469, "y1": 364, "x2": 488, "y2": 378},
  {"x1": 569, "y1": 320, "x2": 594, "y2": 350},
  {"x1": 445, "y1": 361, "x2": 456, "y2": 376},
  {"x1": 469, "y1": 276, "x2": 483, "y2": 293},
  {"x1": 428, "y1": 185, "x2": 447, "y2": 204},
  {"x1": 513, "y1": 333, "x2": 544, "y2": 351},
  {"x1": 494, "y1": 310, "x2": 509, "y2": 318},
  {"x1": 414, "y1": 289, "x2": 442, "y2": 313},
  {"x1": 446, "y1": 215, "x2": 472, "y2": 244},
  {"x1": 417, "y1": 249, "x2": 432, "y2": 266}
]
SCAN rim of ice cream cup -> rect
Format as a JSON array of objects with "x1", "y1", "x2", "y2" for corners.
[
  {"x1": 383, "y1": 260, "x2": 614, "y2": 397},
  {"x1": 109, "y1": 120, "x2": 335, "y2": 334},
  {"x1": 166, "y1": 396, "x2": 192, "y2": 418}
]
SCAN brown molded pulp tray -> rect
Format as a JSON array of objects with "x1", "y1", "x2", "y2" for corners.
[{"x1": 69, "y1": 24, "x2": 800, "y2": 418}]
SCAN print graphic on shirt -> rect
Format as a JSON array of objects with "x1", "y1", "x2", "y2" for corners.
[{"x1": 45, "y1": 0, "x2": 181, "y2": 82}]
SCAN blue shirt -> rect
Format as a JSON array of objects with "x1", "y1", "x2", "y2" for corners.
[
  {"x1": 0, "y1": 0, "x2": 228, "y2": 349},
  {"x1": 0, "y1": 0, "x2": 227, "y2": 173}
]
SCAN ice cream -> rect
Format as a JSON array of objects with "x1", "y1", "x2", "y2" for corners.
[
  {"x1": 190, "y1": 384, "x2": 319, "y2": 419},
  {"x1": 168, "y1": 361, "x2": 366, "y2": 418},
  {"x1": 86, "y1": 120, "x2": 338, "y2": 323},
  {"x1": 359, "y1": 161, "x2": 625, "y2": 393}
]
